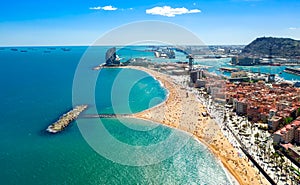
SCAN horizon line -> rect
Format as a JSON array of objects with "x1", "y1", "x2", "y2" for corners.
[{"x1": 0, "y1": 44, "x2": 246, "y2": 47}]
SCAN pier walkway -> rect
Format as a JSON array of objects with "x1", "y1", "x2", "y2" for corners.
[{"x1": 80, "y1": 114, "x2": 133, "y2": 118}]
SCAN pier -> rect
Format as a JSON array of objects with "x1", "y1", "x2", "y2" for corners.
[
  {"x1": 80, "y1": 114, "x2": 133, "y2": 118},
  {"x1": 46, "y1": 105, "x2": 88, "y2": 133}
]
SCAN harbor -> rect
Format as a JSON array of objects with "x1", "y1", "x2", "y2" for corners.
[{"x1": 46, "y1": 105, "x2": 88, "y2": 133}]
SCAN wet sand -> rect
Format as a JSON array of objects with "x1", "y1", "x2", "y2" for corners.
[{"x1": 128, "y1": 66, "x2": 269, "y2": 185}]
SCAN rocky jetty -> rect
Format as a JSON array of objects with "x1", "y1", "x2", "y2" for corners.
[{"x1": 46, "y1": 105, "x2": 88, "y2": 133}]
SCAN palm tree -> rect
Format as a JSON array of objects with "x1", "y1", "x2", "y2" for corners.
[
  {"x1": 223, "y1": 114, "x2": 227, "y2": 123},
  {"x1": 283, "y1": 163, "x2": 293, "y2": 184},
  {"x1": 254, "y1": 132, "x2": 260, "y2": 141},
  {"x1": 269, "y1": 153, "x2": 275, "y2": 165},
  {"x1": 263, "y1": 145, "x2": 268, "y2": 159},
  {"x1": 265, "y1": 149, "x2": 270, "y2": 164}
]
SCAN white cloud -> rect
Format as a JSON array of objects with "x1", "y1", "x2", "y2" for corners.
[
  {"x1": 89, "y1": 7, "x2": 101, "y2": 10},
  {"x1": 146, "y1": 6, "x2": 201, "y2": 17},
  {"x1": 102, "y1": 5, "x2": 117, "y2": 11},
  {"x1": 89, "y1": 5, "x2": 117, "y2": 11},
  {"x1": 289, "y1": 27, "x2": 298, "y2": 30}
]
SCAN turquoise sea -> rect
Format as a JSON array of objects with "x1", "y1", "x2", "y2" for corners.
[{"x1": 0, "y1": 46, "x2": 232, "y2": 185}]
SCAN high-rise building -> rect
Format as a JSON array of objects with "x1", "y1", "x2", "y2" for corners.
[
  {"x1": 268, "y1": 74, "x2": 275, "y2": 83},
  {"x1": 105, "y1": 47, "x2": 120, "y2": 66},
  {"x1": 187, "y1": 55, "x2": 194, "y2": 71}
]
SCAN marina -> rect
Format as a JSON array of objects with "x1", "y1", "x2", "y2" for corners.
[{"x1": 46, "y1": 105, "x2": 88, "y2": 133}]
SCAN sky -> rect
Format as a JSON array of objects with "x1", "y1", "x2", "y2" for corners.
[{"x1": 0, "y1": 0, "x2": 300, "y2": 46}]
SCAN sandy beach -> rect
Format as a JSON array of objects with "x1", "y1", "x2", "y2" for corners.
[{"x1": 127, "y1": 66, "x2": 269, "y2": 185}]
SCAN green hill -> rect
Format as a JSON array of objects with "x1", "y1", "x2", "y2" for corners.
[{"x1": 242, "y1": 37, "x2": 300, "y2": 58}]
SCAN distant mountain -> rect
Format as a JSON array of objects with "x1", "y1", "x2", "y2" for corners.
[{"x1": 241, "y1": 37, "x2": 300, "y2": 58}]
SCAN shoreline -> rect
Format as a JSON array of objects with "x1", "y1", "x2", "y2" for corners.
[
  {"x1": 124, "y1": 66, "x2": 269, "y2": 185},
  {"x1": 194, "y1": 137, "x2": 240, "y2": 185}
]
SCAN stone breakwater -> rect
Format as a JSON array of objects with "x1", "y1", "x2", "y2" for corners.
[{"x1": 46, "y1": 105, "x2": 88, "y2": 133}]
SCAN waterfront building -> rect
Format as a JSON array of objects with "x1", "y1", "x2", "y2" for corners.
[
  {"x1": 267, "y1": 74, "x2": 275, "y2": 83},
  {"x1": 195, "y1": 79, "x2": 206, "y2": 88},
  {"x1": 273, "y1": 119, "x2": 300, "y2": 144},
  {"x1": 187, "y1": 55, "x2": 194, "y2": 71},
  {"x1": 231, "y1": 71, "x2": 247, "y2": 78},
  {"x1": 206, "y1": 80, "x2": 226, "y2": 99},
  {"x1": 294, "y1": 82, "x2": 300, "y2": 88},
  {"x1": 268, "y1": 115, "x2": 282, "y2": 131},
  {"x1": 105, "y1": 47, "x2": 120, "y2": 66},
  {"x1": 269, "y1": 109, "x2": 277, "y2": 118},
  {"x1": 247, "y1": 104, "x2": 260, "y2": 122},
  {"x1": 273, "y1": 126, "x2": 293, "y2": 144},
  {"x1": 228, "y1": 77, "x2": 250, "y2": 83},
  {"x1": 236, "y1": 99, "x2": 247, "y2": 115},
  {"x1": 190, "y1": 70, "x2": 204, "y2": 83},
  {"x1": 295, "y1": 127, "x2": 300, "y2": 143}
]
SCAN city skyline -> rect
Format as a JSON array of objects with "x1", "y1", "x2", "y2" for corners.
[{"x1": 1, "y1": 0, "x2": 300, "y2": 46}]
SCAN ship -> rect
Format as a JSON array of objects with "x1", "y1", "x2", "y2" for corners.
[
  {"x1": 46, "y1": 105, "x2": 88, "y2": 133},
  {"x1": 260, "y1": 58, "x2": 281, "y2": 66},
  {"x1": 61, "y1": 48, "x2": 71, "y2": 51},
  {"x1": 231, "y1": 57, "x2": 260, "y2": 66},
  {"x1": 219, "y1": 67, "x2": 240, "y2": 72},
  {"x1": 154, "y1": 48, "x2": 175, "y2": 59},
  {"x1": 270, "y1": 63, "x2": 281, "y2": 66},
  {"x1": 284, "y1": 67, "x2": 300, "y2": 76}
]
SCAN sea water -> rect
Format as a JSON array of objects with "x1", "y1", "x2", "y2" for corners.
[{"x1": 0, "y1": 46, "x2": 231, "y2": 185}]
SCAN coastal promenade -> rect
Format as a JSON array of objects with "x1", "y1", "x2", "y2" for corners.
[{"x1": 127, "y1": 66, "x2": 269, "y2": 185}]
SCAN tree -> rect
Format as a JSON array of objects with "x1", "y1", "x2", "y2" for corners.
[
  {"x1": 260, "y1": 144, "x2": 266, "y2": 158},
  {"x1": 284, "y1": 117, "x2": 294, "y2": 125},
  {"x1": 262, "y1": 117, "x2": 267, "y2": 123},
  {"x1": 254, "y1": 132, "x2": 260, "y2": 139},
  {"x1": 279, "y1": 157, "x2": 285, "y2": 172},
  {"x1": 223, "y1": 115, "x2": 227, "y2": 123}
]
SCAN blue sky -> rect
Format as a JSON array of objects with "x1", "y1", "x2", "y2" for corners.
[{"x1": 1, "y1": 0, "x2": 300, "y2": 45}]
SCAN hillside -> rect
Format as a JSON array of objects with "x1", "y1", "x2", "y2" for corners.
[{"x1": 241, "y1": 37, "x2": 300, "y2": 58}]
